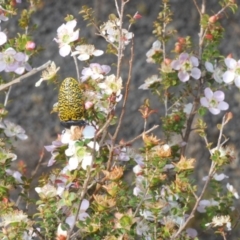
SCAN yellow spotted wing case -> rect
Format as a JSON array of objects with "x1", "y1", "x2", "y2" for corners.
[{"x1": 58, "y1": 77, "x2": 86, "y2": 128}]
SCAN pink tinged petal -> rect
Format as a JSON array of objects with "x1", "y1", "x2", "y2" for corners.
[
  {"x1": 171, "y1": 60, "x2": 181, "y2": 70},
  {"x1": 0, "y1": 32, "x2": 7, "y2": 45},
  {"x1": 222, "y1": 70, "x2": 235, "y2": 83},
  {"x1": 178, "y1": 71, "x2": 189, "y2": 82},
  {"x1": 200, "y1": 97, "x2": 209, "y2": 108},
  {"x1": 234, "y1": 76, "x2": 240, "y2": 87},
  {"x1": 12, "y1": 171, "x2": 23, "y2": 183},
  {"x1": 79, "y1": 212, "x2": 90, "y2": 221},
  {"x1": 205, "y1": 62, "x2": 214, "y2": 72},
  {"x1": 0, "y1": 62, "x2": 6, "y2": 71},
  {"x1": 225, "y1": 58, "x2": 236, "y2": 69},
  {"x1": 209, "y1": 107, "x2": 220, "y2": 115},
  {"x1": 82, "y1": 67, "x2": 92, "y2": 76},
  {"x1": 93, "y1": 50, "x2": 104, "y2": 56},
  {"x1": 186, "y1": 228, "x2": 198, "y2": 238},
  {"x1": 197, "y1": 205, "x2": 206, "y2": 213},
  {"x1": 190, "y1": 56, "x2": 199, "y2": 67},
  {"x1": 80, "y1": 199, "x2": 89, "y2": 211},
  {"x1": 191, "y1": 67, "x2": 201, "y2": 79},
  {"x1": 78, "y1": 54, "x2": 90, "y2": 61},
  {"x1": 218, "y1": 101, "x2": 229, "y2": 111},
  {"x1": 47, "y1": 153, "x2": 58, "y2": 167},
  {"x1": 213, "y1": 91, "x2": 225, "y2": 101},
  {"x1": 24, "y1": 62, "x2": 32, "y2": 71},
  {"x1": 213, "y1": 173, "x2": 228, "y2": 181},
  {"x1": 14, "y1": 52, "x2": 25, "y2": 61},
  {"x1": 204, "y1": 88, "x2": 213, "y2": 100},
  {"x1": 15, "y1": 67, "x2": 25, "y2": 75},
  {"x1": 200, "y1": 97, "x2": 209, "y2": 107},
  {"x1": 59, "y1": 45, "x2": 71, "y2": 57},
  {"x1": 179, "y1": 52, "x2": 189, "y2": 61},
  {"x1": 102, "y1": 65, "x2": 111, "y2": 74},
  {"x1": 66, "y1": 215, "x2": 75, "y2": 228}
]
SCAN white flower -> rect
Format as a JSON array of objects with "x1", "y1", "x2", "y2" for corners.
[
  {"x1": 139, "y1": 75, "x2": 162, "y2": 89},
  {"x1": 0, "y1": 120, "x2": 28, "y2": 140},
  {"x1": 197, "y1": 199, "x2": 219, "y2": 213},
  {"x1": 66, "y1": 199, "x2": 90, "y2": 228},
  {"x1": 98, "y1": 74, "x2": 122, "y2": 96},
  {"x1": 35, "y1": 184, "x2": 58, "y2": 198},
  {"x1": 71, "y1": 44, "x2": 103, "y2": 61},
  {"x1": 81, "y1": 63, "x2": 111, "y2": 82},
  {"x1": 136, "y1": 219, "x2": 150, "y2": 236},
  {"x1": 171, "y1": 53, "x2": 201, "y2": 82},
  {"x1": 5, "y1": 170, "x2": 22, "y2": 182},
  {"x1": 200, "y1": 87, "x2": 229, "y2": 115},
  {"x1": 205, "y1": 61, "x2": 223, "y2": 83},
  {"x1": 56, "y1": 224, "x2": 67, "y2": 239},
  {"x1": 146, "y1": 40, "x2": 162, "y2": 63},
  {"x1": 222, "y1": 57, "x2": 240, "y2": 87},
  {"x1": 227, "y1": 183, "x2": 239, "y2": 199},
  {"x1": 133, "y1": 175, "x2": 147, "y2": 196},
  {"x1": 54, "y1": 20, "x2": 79, "y2": 57},
  {"x1": 35, "y1": 62, "x2": 60, "y2": 87},
  {"x1": 0, "y1": 14, "x2": 8, "y2": 22},
  {"x1": 100, "y1": 19, "x2": 133, "y2": 46},
  {"x1": 205, "y1": 215, "x2": 231, "y2": 231}
]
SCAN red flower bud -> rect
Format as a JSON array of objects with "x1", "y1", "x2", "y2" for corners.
[
  {"x1": 133, "y1": 13, "x2": 142, "y2": 20},
  {"x1": 178, "y1": 37, "x2": 186, "y2": 45},
  {"x1": 205, "y1": 34, "x2": 213, "y2": 40}
]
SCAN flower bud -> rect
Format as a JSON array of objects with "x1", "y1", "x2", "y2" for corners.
[
  {"x1": 178, "y1": 37, "x2": 186, "y2": 45},
  {"x1": 209, "y1": 15, "x2": 219, "y2": 23},
  {"x1": 205, "y1": 34, "x2": 213, "y2": 40},
  {"x1": 133, "y1": 12, "x2": 142, "y2": 19},
  {"x1": 85, "y1": 101, "x2": 93, "y2": 109},
  {"x1": 25, "y1": 41, "x2": 36, "y2": 50},
  {"x1": 174, "y1": 43, "x2": 182, "y2": 53}
]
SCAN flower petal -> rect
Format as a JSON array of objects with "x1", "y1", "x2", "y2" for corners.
[
  {"x1": 205, "y1": 62, "x2": 214, "y2": 72},
  {"x1": 225, "y1": 58, "x2": 236, "y2": 69},
  {"x1": 213, "y1": 91, "x2": 225, "y2": 101},
  {"x1": 222, "y1": 71, "x2": 235, "y2": 83},
  {"x1": 204, "y1": 88, "x2": 213, "y2": 100},
  {"x1": 218, "y1": 101, "x2": 229, "y2": 111},
  {"x1": 191, "y1": 67, "x2": 201, "y2": 79},
  {"x1": 178, "y1": 71, "x2": 189, "y2": 82}
]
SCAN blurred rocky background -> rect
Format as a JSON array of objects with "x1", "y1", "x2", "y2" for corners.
[{"x1": 3, "y1": 0, "x2": 240, "y2": 239}]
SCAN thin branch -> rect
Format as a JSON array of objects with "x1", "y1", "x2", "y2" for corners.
[
  {"x1": 72, "y1": 55, "x2": 81, "y2": 82},
  {"x1": 171, "y1": 161, "x2": 216, "y2": 239},
  {"x1": 118, "y1": 125, "x2": 159, "y2": 147},
  {"x1": 4, "y1": 86, "x2": 12, "y2": 107},
  {"x1": 113, "y1": 40, "x2": 134, "y2": 140},
  {"x1": 192, "y1": 0, "x2": 201, "y2": 15},
  {"x1": 0, "y1": 61, "x2": 52, "y2": 91}
]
